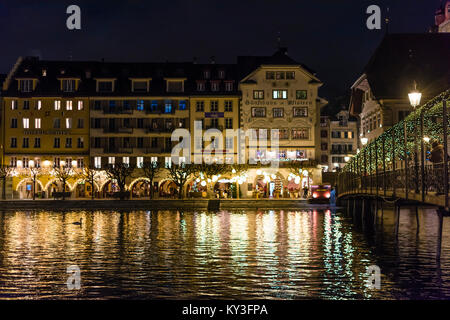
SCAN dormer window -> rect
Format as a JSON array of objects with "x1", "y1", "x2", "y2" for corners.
[
  {"x1": 197, "y1": 81, "x2": 206, "y2": 91},
  {"x1": 203, "y1": 70, "x2": 210, "y2": 79},
  {"x1": 211, "y1": 81, "x2": 220, "y2": 92},
  {"x1": 62, "y1": 79, "x2": 76, "y2": 92},
  {"x1": 165, "y1": 78, "x2": 185, "y2": 93},
  {"x1": 224, "y1": 81, "x2": 233, "y2": 92},
  {"x1": 131, "y1": 79, "x2": 150, "y2": 92},
  {"x1": 42, "y1": 69, "x2": 47, "y2": 77},
  {"x1": 218, "y1": 70, "x2": 225, "y2": 79},
  {"x1": 96, "y1": 79, "x2": 115, "y2": 93},
  {"x1": 18, "y1": 79, "x2": 33, "y2": 92}
]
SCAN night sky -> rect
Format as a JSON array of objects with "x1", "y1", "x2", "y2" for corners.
[{"x1": 0, "y1": 0, "x2": 440, "y2": 100}]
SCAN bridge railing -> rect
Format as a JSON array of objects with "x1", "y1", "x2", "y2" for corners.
[{"x1": 338, "y1": 89, "x2": 450, "y2": 208}]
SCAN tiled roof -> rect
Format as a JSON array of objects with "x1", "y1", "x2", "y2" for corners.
[
  {"x1": 4, "y1": 58, "x2": 240, "y2": 97},
  {"x1": 363, "y1": 33, "x2": 450, "y2": 100}
]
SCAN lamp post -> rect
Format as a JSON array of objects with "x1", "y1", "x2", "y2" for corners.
[
  {"x1": 361, "y1": 137, "x2": 368, "y2": 192},
  {"x1": 29, "y1": 160, "x2": 38, "y2": 201},
  {"x1": 409, "y1": 81, "x2": 422, "y2": 194}
]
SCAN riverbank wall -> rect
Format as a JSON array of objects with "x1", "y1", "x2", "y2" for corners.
[{"x1": 0, "y1": 199, "x2": 334, "y2": 211}]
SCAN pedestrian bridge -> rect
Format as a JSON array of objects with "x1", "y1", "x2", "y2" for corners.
[{"x1": 337, "y1": 90, "x2": 449, "y2": 211}]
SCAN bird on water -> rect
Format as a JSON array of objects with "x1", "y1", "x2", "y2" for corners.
[{"x1": 72, "y1": 218, "x2": 83, "y2": 226}]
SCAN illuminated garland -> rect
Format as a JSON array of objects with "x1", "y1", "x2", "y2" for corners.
[{"x1": 343, "y1": 89, "x2": 450, "y2": 174}]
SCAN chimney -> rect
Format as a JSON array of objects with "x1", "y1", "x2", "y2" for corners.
[{"x1": 193, "y1": 56, "x2": 197, "y2": 64}]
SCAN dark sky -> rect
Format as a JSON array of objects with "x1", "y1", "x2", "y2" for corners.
[{"x1": 0, "y1": 0, "x2": 440, "y2": 99}]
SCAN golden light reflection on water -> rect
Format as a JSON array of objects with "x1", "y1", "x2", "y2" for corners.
[{"x1": 1, "y1": 208, "x2": 448, "y2": 299}]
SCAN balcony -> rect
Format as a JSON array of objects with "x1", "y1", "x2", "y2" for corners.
[
  {"x1": 103, "y1": 127, "x2": 134, "y2": 134},
  {"x1": 103, "y1": 107, "x2": 134, "y2": 115}
]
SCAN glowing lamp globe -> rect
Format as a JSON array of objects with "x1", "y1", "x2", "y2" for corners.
[
  {"x1": 361, "y1": 137, "x2": 368, "y2": 146},
  {"x1": 408, "y1": 91, "x2": 422, "y2": 108}
]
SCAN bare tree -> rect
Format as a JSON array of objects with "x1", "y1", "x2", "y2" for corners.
[
  {"x1": 142, "y1": 161, "x2": 162, "y2": 199},
  {"x1": 105, "y1": 163, "x2": 135, "y2": 200},
  {"x1": 165, "y1": 163, "x2": 196, "y2": 199},
  {"x1": 0, "y1": 165, "x2": 14, "y2": 200},
  {"x1": 53, "y1": 165, "x2": 78, "y2": 200},
  {"x1": 80, "y1": 166, "x2": 100, "y2": 200}
]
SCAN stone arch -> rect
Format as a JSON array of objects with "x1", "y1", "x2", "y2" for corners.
[
  {"x1": 71, "y1": 178, "x2": 100, "y2": 192},
  {"x1": 15, "y1": 177, "x2": 45, "y2": 192},
  {"x1": 128, "y1": 177, "x2": 152, "y2": 198}
]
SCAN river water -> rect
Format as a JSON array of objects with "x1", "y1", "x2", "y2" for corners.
[{"x1": 0, "y1": 207, "x2": 448, "y2": 299}]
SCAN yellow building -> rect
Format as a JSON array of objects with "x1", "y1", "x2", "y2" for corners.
[{"x1": 2, "y1": 57, "x2": 90, "y2": 199}]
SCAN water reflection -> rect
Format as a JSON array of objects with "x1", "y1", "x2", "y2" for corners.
[{"x1": 0, "y1": 208, "x2": 448, "y2": 299}]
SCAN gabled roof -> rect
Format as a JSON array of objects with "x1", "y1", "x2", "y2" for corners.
[
  {"x1": 362, "y1": 33, "x2": 450, "y2": 100},
  {"x1": 237, "y1": 47, "x2": 317, "y2": 79},
  {"x1": 0, "y1": 74, "x2": 6, "y2": 92}
]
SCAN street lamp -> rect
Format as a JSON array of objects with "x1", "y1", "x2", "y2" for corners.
[
  {"x1": 28, "y1": 160, "x2": 38, "y2": 201},
  {"x1": 409, "y1": 81, "x2": 422, "y2": 194},
  {"x1": 408, "y1": 81, "x2": 422, "y2": 108},
  {"x1": 361, "y1": 137, "x2": 368, "y2": 146}
]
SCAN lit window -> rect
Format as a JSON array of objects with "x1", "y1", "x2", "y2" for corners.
[
  {"x1": 137, "y1": 157, "x2": 144, "y2": 168},
  {"x1": 54, "y1": 100, "x2": 61, "y2": 110},
  {"x1": 108, "y1": 157, "x2": 115, "y2": 167},
  {"x1": 165, "y1": 157, "x2": 172, "y2": 168},
  {"x1": 66, "y1": 100, "x2": 73, "y2": 110},
  {"x1": 66, "y1": 118, "x2": 72, "y2": 129},
  {"x1": 179, "y1": 100, "x2": 187, "y2": 110},
  {"x1": 164, "y1": 101, "x2": 172, "y2": 113},
  {"x1": 62, "y1": 79, "x2": 75, "y2": 92},
  {"x1": 272, "y1": 90, "x2": 287, "y2": 99},
  {"x1": 137, "y1": 100, "x2": 144, "y2": 111},
  {"x1": 35, "y1": 118, "x2": 41, "y2": 129},
  {"x1": 123, "y1": 157, "x2": 130, "y2": 166},
  {"x1": 36, "y1": 100, "x2": 42, "y2": 110},
  {"x1": 23, "y1": 118, "x2": 30, "y2": 129},
  {"x1": 77, "y1": 101, "x2": 84, "y2": 110},
  {"x1": 94, "y1": 157, "x2": 102, "y2": 169},
  {"x1": 11, "y1": 100, "x2": 18, "y2": 110}
]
